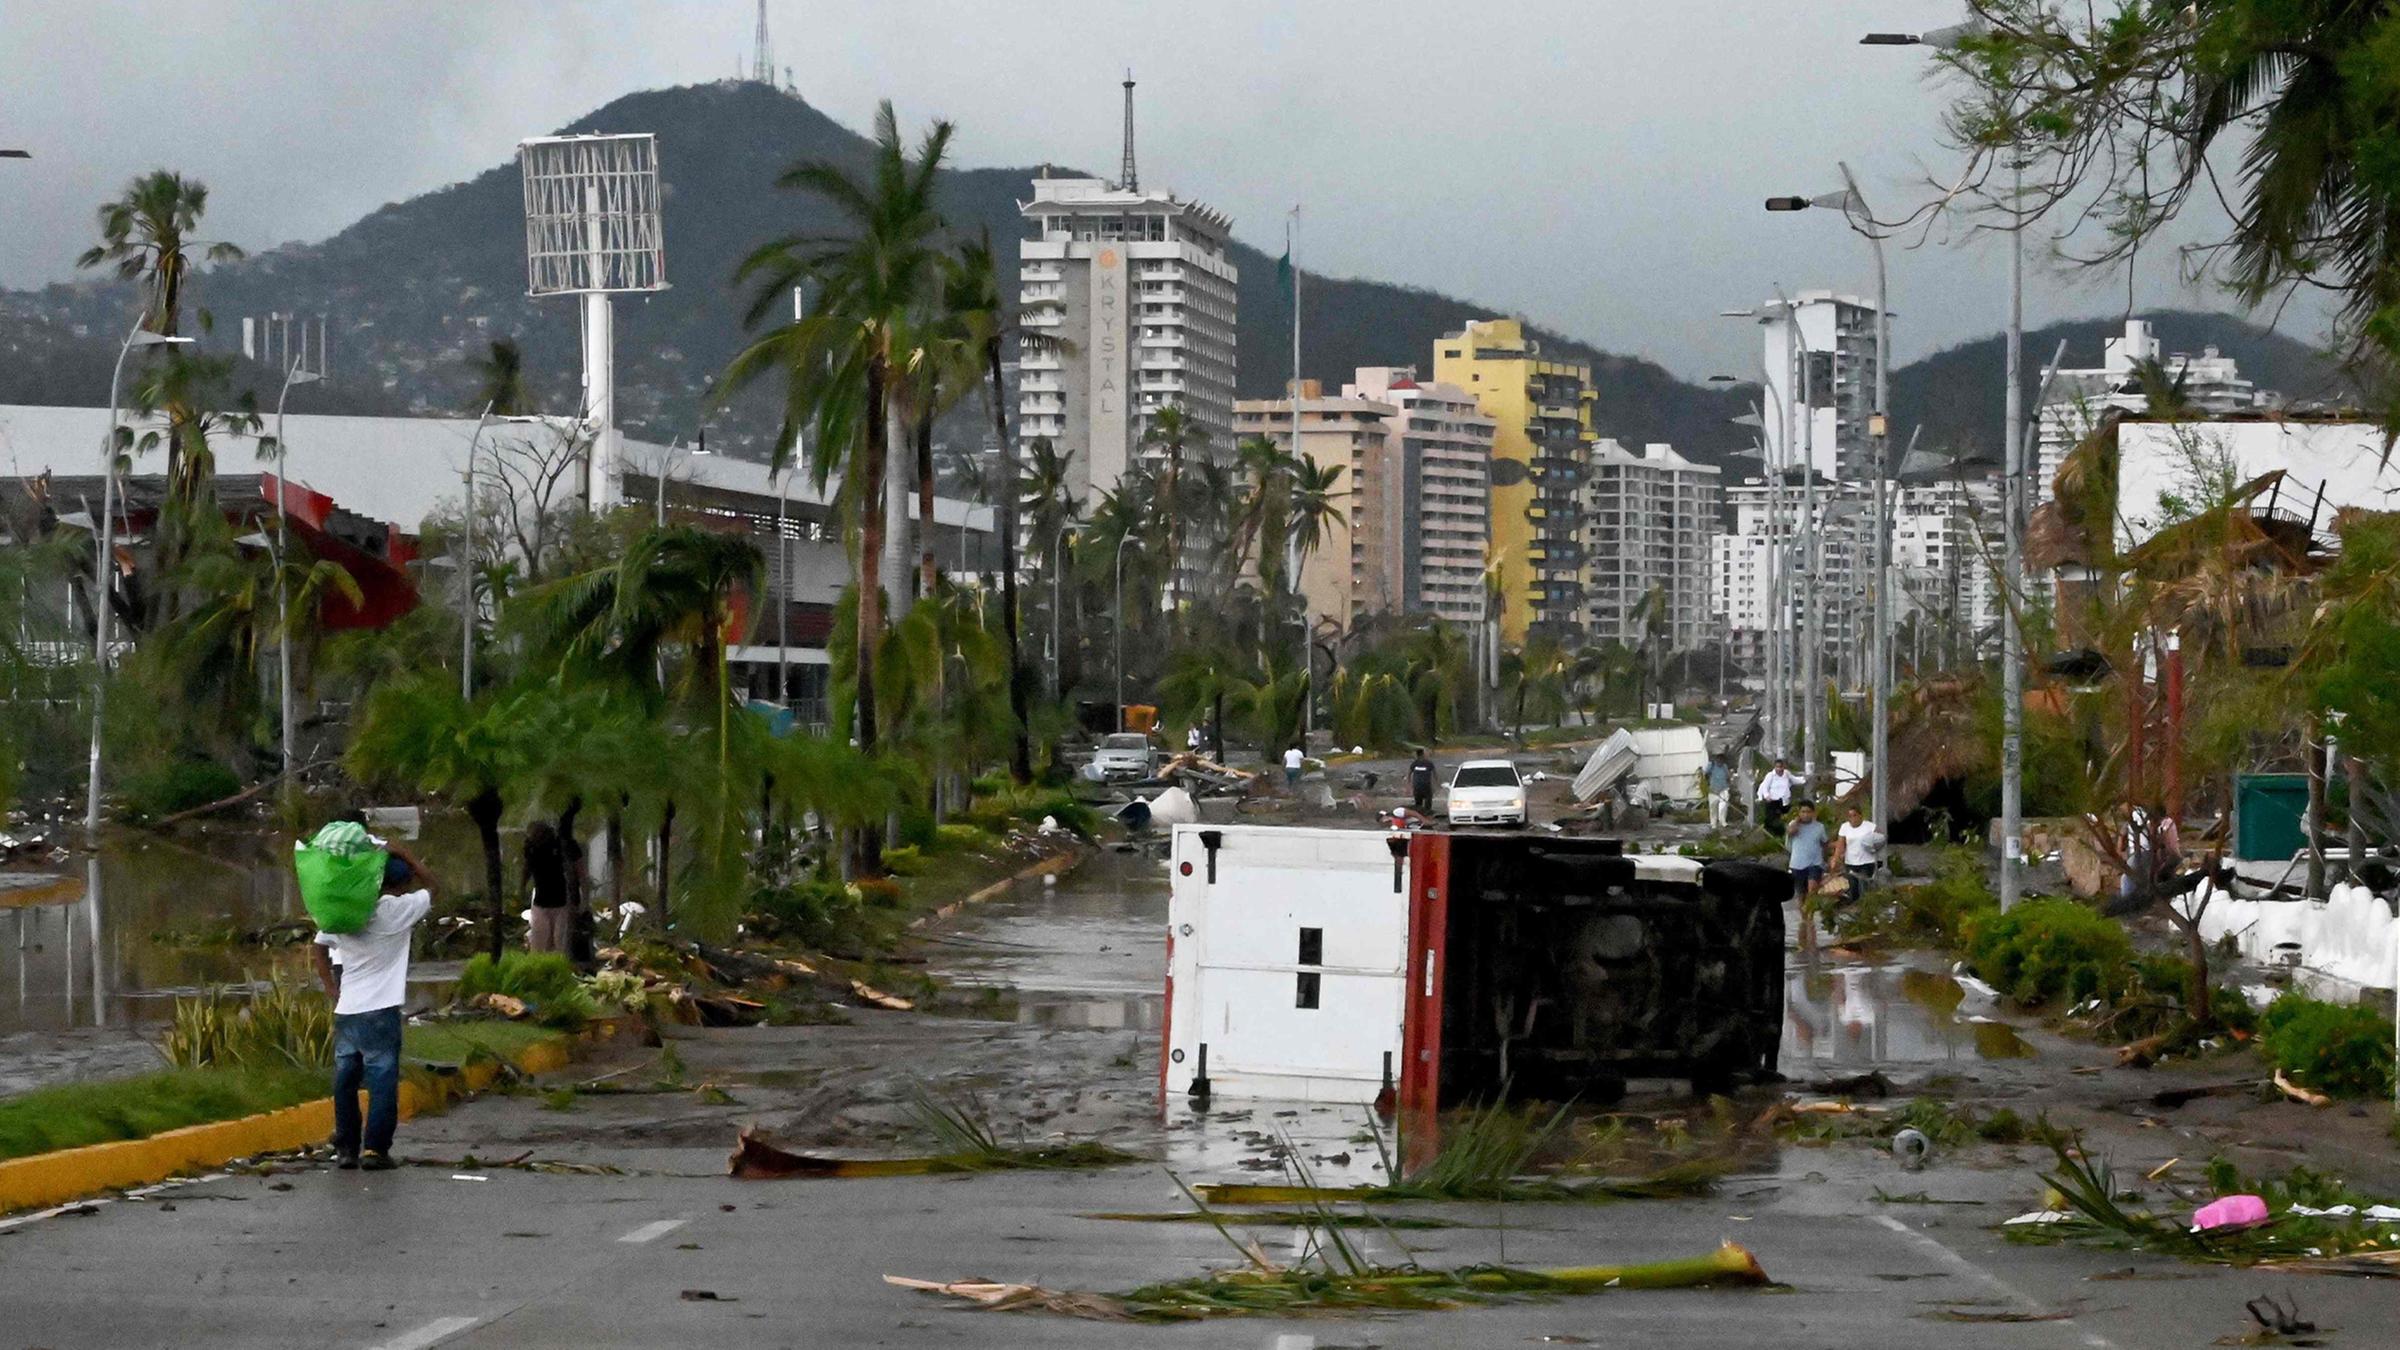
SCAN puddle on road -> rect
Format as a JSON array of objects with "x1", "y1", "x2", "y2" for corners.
[{"x1": 1783, "y1": 956, "x2": 2033, "y2": 1065}]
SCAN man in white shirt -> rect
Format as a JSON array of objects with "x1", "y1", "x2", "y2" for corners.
[
  {"x1": 1836, "y1": 805, "x2": 1885, "y2": 881},
  {"x1": 312, "y1": 845, "x2": 436, "y2": 1171},
  {"x1": 1758, "y1": 758, "x2": 1796, "y2": 832},
  {"x1": 1283, "y1": 744, "x2": 1305, "y2": 788}
]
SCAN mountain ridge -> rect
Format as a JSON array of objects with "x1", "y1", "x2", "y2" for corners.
[{"x1": 0, "y1": 81, "x2": 2348, "y2": 475}]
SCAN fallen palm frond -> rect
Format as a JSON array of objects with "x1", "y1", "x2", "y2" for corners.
[
  {"x1": 1194, "y1": 1159, "x2": 1725, "y2": 1208},
  {"x1": 727, "y1": 1089, "x2": 1139, "y2": 1180},
  {"x1": 887, "y1": 1241, "x2": 1771, "y2": 1322},
  {"x1": 2007, "y1": 1131, "x2": 2400, "y2": 1271},
  {"x1": 1079, "y1": 1209, "x2": 1461, "y2": 1230}
]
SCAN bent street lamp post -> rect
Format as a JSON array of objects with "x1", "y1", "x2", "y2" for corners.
[
  {"x1": 87, "y1": 325, "x2": 193, "y2": 841},
  {"x1": 1862, "y1": 16, "x2": 2024, "y2": 907}
]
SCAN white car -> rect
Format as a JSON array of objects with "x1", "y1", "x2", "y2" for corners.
[
  {"x1": 1446, "y1": 759, "x2": 1528, "y2": 827},
  {"x1": 1090, "y1": 733, "x2": 1158, "y2": 783}
]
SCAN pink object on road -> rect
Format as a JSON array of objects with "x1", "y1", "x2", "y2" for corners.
[{"x1": 2192, "y1": 1195, "x2": 2269, "y2": 1231}]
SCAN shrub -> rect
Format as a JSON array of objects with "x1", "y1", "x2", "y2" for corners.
[
  {"x1": 116, "y1": 757, "x2": 242, "y2": 822},
  {"x1": 932, "y1": 822, "x2": 993, "y2": 854},
  {"x1": 1963, "y1": 897, "x2": 2133, "y2": 1008},
  {"x1": 745, "y1": 876, "x2": 862, "y2": 947},
  {"x1": 162, "y1": 974, "x2": 333, "y2": 1069},
  {"x1": 969, "y1": 772, "x2": 1009, "y2": 797},
  {"x1": 2258, "y1": 993, "x2": 2396, "y2": 1099},
  {"x1": 456, "y1": 951, "x2": 596, "y2": 1029},
  {"x1": 882, "y1": 844, "x2": 926, "y2": 875},
  {"x1": 897, "y1": 804, "x2": 939, "y2": 848},
  {"x1": 1833, "y1": 845, "x2": 1995, "y2": 945},
  {"x1": 855, "y1": 876, "x2": 904, "y2": 908}
]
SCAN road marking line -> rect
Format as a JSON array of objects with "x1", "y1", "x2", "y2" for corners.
[
  {"x1": 1871, "y1": 1215, "x2": 2115, "y2": 1350},
  {"x1": 363, "y1": 1315, "x2": 480, "y2": 1350},
  {"x1": 617, "y1": 1217, "x2": 688, "y2": 1244}
]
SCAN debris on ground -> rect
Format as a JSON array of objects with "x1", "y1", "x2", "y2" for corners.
[
  {"x1": 728, "y1": 1090, "x2": 1138, "y2": 1179},
  {"x1": 885, "y1": 1242, "x2": 1771, "y2": 1322}
]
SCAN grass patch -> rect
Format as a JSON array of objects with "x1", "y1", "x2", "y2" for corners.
[
  {"x1": 0, "y1": 1066, "x2": 326, "y2": 1163},
  {"x1": 1831, "y1": 844, "x2": 1996, "y2": 946},
  {"x1": 401, "y1": 1019, "x2": 564, "y2": 1067}
]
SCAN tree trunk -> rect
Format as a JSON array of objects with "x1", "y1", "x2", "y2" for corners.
[
  {"x1": 855, "y1": 357, "x2": 887, "y2": 831},
  {"x1": 988, "y1": 342, "x2": 1033, "y2": 785},
  {"x1": 916, "y1": 408, "x2": 939, "y2": 603},
  {"x1": 656, "y1": 797, "x2": 677, "y2": 925},
  {"x1": 2306, "y1": 720, "x2": 2327, "y2": 897},
  {"x1": 2346, "y1": 752, "x2": 2369, "y2": 881},
  {"x1": 606, "y1": 804, "x2": 626, "y2": 909},
  {"x1": 468, "y1": 787, "x2": 506, "y2": 963},
  {"x1": 1212, "y1": 690, "x2": 1226, "y2": 763}
]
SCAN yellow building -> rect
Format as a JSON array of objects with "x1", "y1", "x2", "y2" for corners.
[{"x1": 1431, "y1": 318, "x2": 1597, "y2": 644}]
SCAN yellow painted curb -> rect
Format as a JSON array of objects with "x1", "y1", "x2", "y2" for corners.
[
  {"x1": 910, "y1": 846, "x2": 1086, "y2": 930},
  {"x1": 0, "y1": 1035, "x2": 573, "y2": 1215}
]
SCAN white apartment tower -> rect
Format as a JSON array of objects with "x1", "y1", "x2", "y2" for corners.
[
  {"x1": 1582, "y1": 440, "x2": 1721, "y2": 651},
  {"x1": 1757, "y1": 291, "x2": 1885, "y2": 481},
  {"x1": 1344, "y1": 367, "x2": 1497, "y2": 624},
  {"x1": 1016, "y1": 119, "x2": 1238, "y2": 510},
  {"x1": 2033, "y1": 318, "x2": 2264, "y2": 506}
]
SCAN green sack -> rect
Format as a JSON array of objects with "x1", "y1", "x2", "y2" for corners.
[{"x1": 295, "y1": 829, "x2": 388, "y2": 935}]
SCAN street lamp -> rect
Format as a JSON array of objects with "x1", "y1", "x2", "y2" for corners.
[
  {"x1": 457, "y1": 412, "x2": 555, "y2": 698},
  {"x1": 1052, "y1": 524, "x2": 1078, "y2": 701},
  {"x1": 87, "y1": 325, "x2": 193, "y2": 840},
  {"x1": 269, "y1": 356, "x2": 323, "y2": 798},
  {"x1": 655, "y1": 433, "x2": 711, "y2": 526},
  {"x1": 1113, "y1": 532, "x2": 1137, "y2": 734},
  {"x1": 1763, "y1": 165, "x2": 1897, "y2": 841},
  {"x1": 1865, "y1": 16, "x2": 2026, "y2": 907}
]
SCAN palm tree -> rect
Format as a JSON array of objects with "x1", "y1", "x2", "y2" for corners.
[
  {"x1": 1141, "y1": 403, "x2": 1203, "y2": 610},
  {"x1": 944, "y1": 235, "x2": 1034, "y2": 782},
  {"x1": 719, "y1": 100, "x2": 955, "y2": 784},
  {"x1": 516, "y1": 525, "x2": 765, "y2": 721},
  {"x1": 470, "y1": 338, "x2": 532, "y2": 416},
  {"x1": 1286, "y1": 452, "x2": 1349, "y2": 585},
  {"x1": 346, "y1": 676, "x2": 541, "y2": 960},
  {"x1": 78, "y1": 170, "x2": 241, "y2": 341}
]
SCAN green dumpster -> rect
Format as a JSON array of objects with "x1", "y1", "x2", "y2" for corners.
[{"x1": 2233, "y1": 773, "x2": 2309, "y2": 862}]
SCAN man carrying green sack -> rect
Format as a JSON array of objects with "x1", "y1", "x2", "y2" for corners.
[
  {"x1": 295, "y1": 816, "x2": 388, "y2": 935},
  {"x1": 312, "y1": 844, "x2": 436, "y2": 1171}
]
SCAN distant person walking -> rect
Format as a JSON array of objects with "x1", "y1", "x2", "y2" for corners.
[
  {"x1": 1283, "y1": 744, "x2": 1305, "y2": 789},
  {"x1": 1704, "y1": 758, "x2": 1731, "y2": 829},
  {"x1": 1409, "y1": 748, "x2": 1437, "y2": 815},
  {"x1": 1836, "y1": 805, "x2": 1884, "y2": 882},
  {"x1": 1785, "y1": 801, "x2": 1827, "y2": 904},
  {"x1": 1759, "y1": 757, "x2": 1796, "y2": 833},
  {"x1": 312, "y1": 845, "x2": 436, "y2": 1171},
  {"x1": 523, "y1": 820, "x2": 571, "y2": 954}
]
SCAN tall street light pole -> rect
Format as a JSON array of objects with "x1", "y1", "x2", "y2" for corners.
[
  {"x1": 1113, "y1": 532, "x2": 1137, "y2": 734},
  {"x1": 1052, "y1": 525, "x2": 1076, "y2": 701},
  {"x1": 270, "y1": 355, "x2": 322, "y2": 799},
  {"x1": 1864, "y1": 18, "x2": 2024, "y2": 908},
  {"x1": 87, "y1": 325, "x2": 192, "y2": 841},
  {"x1": 1766, "y1": 165, "x2": 1895, "y2": 838},
  {"x1": 457, "y1": 404, "x2": 494, "y2": 699}
]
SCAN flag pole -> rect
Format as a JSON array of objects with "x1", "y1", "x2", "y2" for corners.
[{"x1": 1289, "y1": 206, "x2": 1306, "y2": 741}]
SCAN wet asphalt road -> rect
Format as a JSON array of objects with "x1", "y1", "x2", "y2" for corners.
[{"x1": 3, "y1": 852, "x2": 2392, "y2": 1348}]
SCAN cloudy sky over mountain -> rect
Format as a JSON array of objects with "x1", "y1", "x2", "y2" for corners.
[{"x1": 0, "y1": 0, "x2": 2317, "y2": 376}]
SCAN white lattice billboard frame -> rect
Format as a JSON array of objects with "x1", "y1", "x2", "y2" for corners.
[{"x1": 518, "y1": 134, "x2": 667, "y2": 296}]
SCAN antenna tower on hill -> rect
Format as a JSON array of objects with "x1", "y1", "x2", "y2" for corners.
[{"x1": 751, "y1": 1, "x2": 774, "y2": 85}]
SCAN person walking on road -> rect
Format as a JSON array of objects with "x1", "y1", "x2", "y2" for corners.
[
  {"x1": 522, "y1": 820, "x2": 571, "y2": 954},
  {"x1": 312, "y1": 846, "x2": 435, "y2": 1172},
  {"x1": 1785, "y1": 801, "x2": 1827, "y2": 904},
  {"x1": 1283, "y1": 744, "x2": 1305, "y2": 789},
  {"x1": 1836, "y1": 805, "x2": 1885, "y2": 882},
  {"x1": 1409, "y1": 748, "x2": 1437, "y2": 815},
  {"x1": 1703, "y1": 758, "x2": 1730, "y2": 829},
  {"x1": 1759, "y1": 757, "x2": 1796, "y2": 833}
]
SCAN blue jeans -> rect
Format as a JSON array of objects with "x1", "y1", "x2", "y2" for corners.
[{"x1": 333, "y1": 1007, "x2": 403, "y2": 1157}]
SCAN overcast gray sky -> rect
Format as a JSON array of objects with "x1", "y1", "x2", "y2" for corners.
[{"x1": 0, "y1": 0, "x2": 2320, "y2": 379}]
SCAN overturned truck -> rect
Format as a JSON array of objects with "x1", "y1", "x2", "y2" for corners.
[{"x1": 1163, "y1": 825, "x2": 1786, "y2": 1108}]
